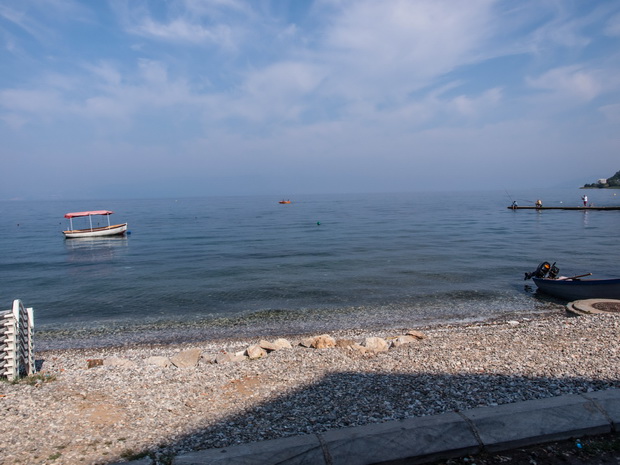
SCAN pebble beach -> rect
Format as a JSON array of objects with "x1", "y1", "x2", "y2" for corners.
[{"x1": 1, "y1": 311, "x2": 619, "y2": 465}]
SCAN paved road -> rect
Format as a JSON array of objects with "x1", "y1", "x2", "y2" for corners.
[{"x1": 116, "y1": 389, "x2": 619, "y2": 465}]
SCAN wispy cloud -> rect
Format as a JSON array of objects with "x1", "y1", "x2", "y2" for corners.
[
  {"x1": 605, "y1": 12, "x2": 620, "y2": 37},
  {"x1": 316, "y1": 0, "x2": 495, "y2": 99},
  {"x1": 0, "y1": 0, "x2": 92, "y2": 44},
  {"x1": 132, "y1": 16, "x2": 234, "y2": 46},
  {"x1": 1, "y1": 0, "x2": 619, "y2": 198},
  {"x1": 112, "y1": 0, "x2": 250, "y2": 50},
  {"x1": 527, "y1": 65, "x2": 606, "y2": 102}
]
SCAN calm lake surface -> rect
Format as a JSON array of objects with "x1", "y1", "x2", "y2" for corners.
[{"x1": 2, "y1": 189, "x2": 619, "y2": 349}]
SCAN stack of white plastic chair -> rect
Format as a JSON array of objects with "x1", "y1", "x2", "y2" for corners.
[{"x1": 0, "y1": 300, "x2": 34, "y2": 381}]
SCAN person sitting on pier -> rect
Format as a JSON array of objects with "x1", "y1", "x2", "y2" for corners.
[{"x1": 535, "y1": 199, "x2": 543, "y2": 209}]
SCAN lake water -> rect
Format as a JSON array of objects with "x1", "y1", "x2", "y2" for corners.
[{"x1": 2, "y1": 188, "x2": 619, "y2": 349}]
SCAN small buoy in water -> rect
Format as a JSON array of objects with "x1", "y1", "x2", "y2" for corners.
[{"x1": 317, "y1": 221, "x2": 321, "y2": 225}]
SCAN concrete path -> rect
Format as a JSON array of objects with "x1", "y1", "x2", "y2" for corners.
[{"x1": 121, "y1": 389, "x2": 620, "y2": 465}]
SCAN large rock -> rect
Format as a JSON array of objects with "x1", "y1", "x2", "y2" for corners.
[
  {"x1": 405, "y1": 330, "x2": 426, "y2": 339},
  {"x1": 312, "y1": 334, "x2": 336, "y2": 349},
  {"x1": 336, "y1": 339, "x2": 367, "y2": 354},
  {"x1": 272, "y1": 338, "x2": 293, "y2": 349},
  {"x1": 391, "y1": 335, "x2": 420, "y2": 348},
  {"x1": 259, "y1": 340, "x2": 280, "y2": 352},
  {"x1": 87, "y1": 359, "x2": 103, "y2": 369},
  {"x1": 104, "y1": 357, "x2": 136, "y2": 367},
  {"x1": 246, "y1": 344, "x2": 267, "y2": 360},
  {"x1": 335, "y1": 339, "x2": 357, "y2": 349},
  {"x1": 145, "y1": 356, "x2": 171, "y2": 367},
  {"x1": 363, "y1": 337, "x2": 389, "y2": 353},
  {"x1": 170, "y1": 349, "x2": 201, "y2": 368}
]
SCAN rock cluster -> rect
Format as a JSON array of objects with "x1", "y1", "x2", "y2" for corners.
[
  {"x1": 0, "y1": 313, "x2": 618, "y2": 465},
  {"x1": 90, "y1": 330, "x2": 426, "y2": 369}
]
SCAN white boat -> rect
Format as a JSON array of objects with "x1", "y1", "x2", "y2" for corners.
[{"x1": 63, "y1": 210, "x2": 128, "y2": 239}]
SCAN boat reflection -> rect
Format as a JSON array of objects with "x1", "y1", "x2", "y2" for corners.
[{"x1": 64, "y1": 236, "x2": 129, "y2": 263}]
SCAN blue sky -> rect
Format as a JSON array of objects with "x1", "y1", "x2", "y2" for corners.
[{"x1": 1, "y1": 0, "x2": 619, "y2": 200}]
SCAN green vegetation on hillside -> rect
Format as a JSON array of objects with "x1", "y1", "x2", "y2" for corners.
[{"x1": 582, "y1": 170, "x2": 620, "y2": 188}]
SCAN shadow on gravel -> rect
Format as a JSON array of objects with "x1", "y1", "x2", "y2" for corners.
[{"x1": 110, "y1": 369, "x2": 619, "y2": 464}]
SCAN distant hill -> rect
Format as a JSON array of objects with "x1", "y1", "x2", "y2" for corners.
[{"x1": 582, "y1": 170, "x2": 620, "y2": 188}]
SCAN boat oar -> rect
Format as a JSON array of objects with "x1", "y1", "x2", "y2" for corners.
[{"x1": 558, "y1": 273, "x2": 592, "y2": 281}]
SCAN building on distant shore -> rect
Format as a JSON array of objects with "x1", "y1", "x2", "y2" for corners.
[{"x1": 582, "y1": 170, "x2": 620, "y2": 188}]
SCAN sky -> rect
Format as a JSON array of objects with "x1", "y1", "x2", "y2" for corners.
[{"x1": 1, "y1": 0, "x2": 620, "y2": 200}]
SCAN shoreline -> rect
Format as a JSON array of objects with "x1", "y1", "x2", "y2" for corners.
[
  {"x1": 2, "y1": 310, "x2": 619, "y2": 464},
  {"x1": 34, "y1": 305, "x2": 558, "y2": 351}
]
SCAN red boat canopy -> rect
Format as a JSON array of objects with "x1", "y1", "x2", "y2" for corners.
[{"x1": 64, "y1": 210, "x2": 114, "y2": 219}]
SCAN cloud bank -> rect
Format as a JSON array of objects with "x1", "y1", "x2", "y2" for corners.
[{"x1": 1, "y1": 0, "x2": 619, "y2": 199}]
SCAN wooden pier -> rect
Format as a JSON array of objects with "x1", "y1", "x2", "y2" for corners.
[{"x1": 507, "y1": 206, "x2": 620, "y2": 211}]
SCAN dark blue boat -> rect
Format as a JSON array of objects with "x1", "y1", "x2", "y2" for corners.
[
  {"x1": 525, "y1": 261, "x2": 620, "y2": 301},
  {"x1": 532, "y1": 276, "x2": 620, "y2": 301}
]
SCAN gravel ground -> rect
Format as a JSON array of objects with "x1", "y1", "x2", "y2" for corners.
[{"x1": 1, "y1": 311, "x2": 619, "y2": 465}]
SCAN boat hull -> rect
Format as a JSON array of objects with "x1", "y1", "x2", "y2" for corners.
[
  {"x1": 63, "y1": 223, "x2": 128, "y2": 239},
  {"x1": 532, "y1": 277, "x2": 620, "y2": 301}
]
